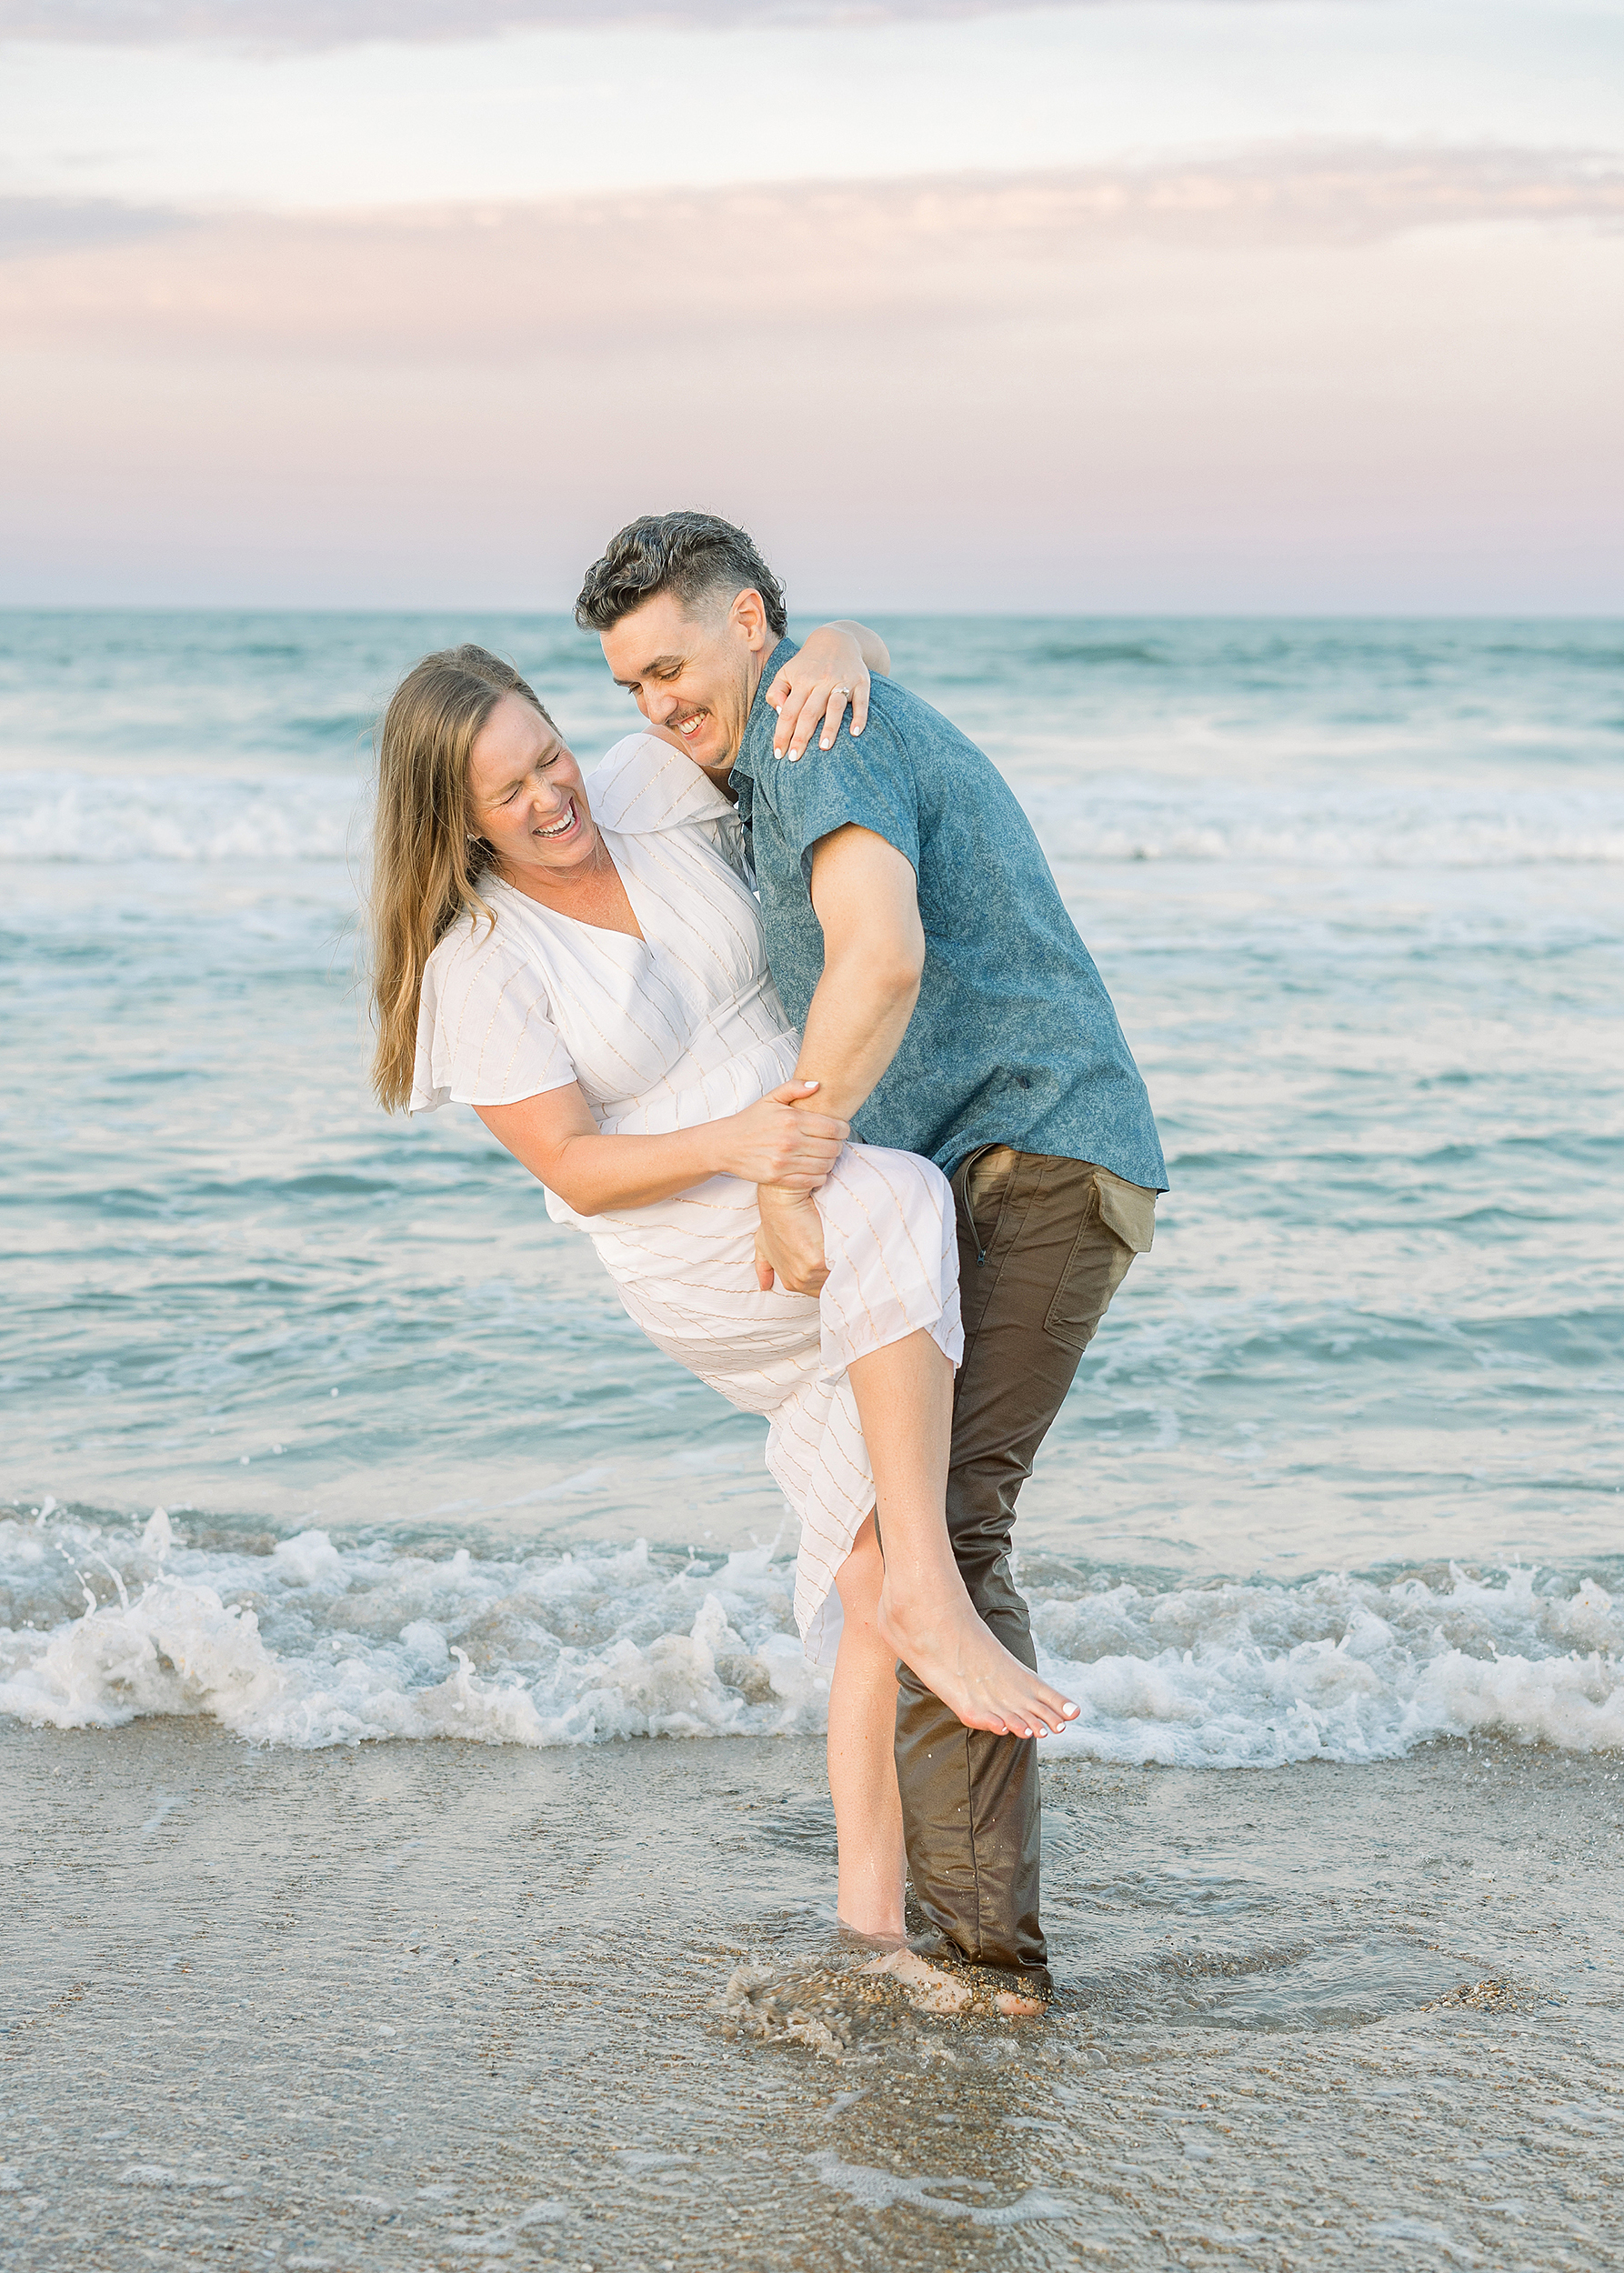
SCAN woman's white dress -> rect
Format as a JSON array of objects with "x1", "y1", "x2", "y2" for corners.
[{"x1": 410, "y1": 731, "x2": 962, "y2": 1665}]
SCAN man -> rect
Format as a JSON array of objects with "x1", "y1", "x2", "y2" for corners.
[{"x1": 576, "y1": 511, "x2": 1167, "y2": 2008}]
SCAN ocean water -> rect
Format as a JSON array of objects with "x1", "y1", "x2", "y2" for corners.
[{"x1": 2, "y1": 611, "x2": 1620, "y2": 1763}]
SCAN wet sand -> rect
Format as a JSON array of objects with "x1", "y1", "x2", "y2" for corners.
[{"x1": 3, "y1": 1725, "x2": 1621, "y2": 2272}]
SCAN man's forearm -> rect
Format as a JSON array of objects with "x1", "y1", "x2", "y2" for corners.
[{"x1": 754, "y1": 946, "x2": 913, "y2": 1292}]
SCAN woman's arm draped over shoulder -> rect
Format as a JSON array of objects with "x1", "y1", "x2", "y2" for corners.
[
  {"x1": 767, "y1": 621, "x2": 891, "y2": 760},
  {"x1": 476, "y1": 1080, "x2": 850, "y2": 1216}
]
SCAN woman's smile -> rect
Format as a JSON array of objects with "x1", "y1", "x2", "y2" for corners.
[{"x1": 533, "y1": 796, "x2": 580, "y2": 841}]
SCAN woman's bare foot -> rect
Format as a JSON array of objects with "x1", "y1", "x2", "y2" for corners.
[
  {"x1": 859, "y1": 1949, "x2": 970, "y2": 2013},
  {"x1": 858, "y1": 1950, "x2": 1048, "y2": 2019},
  {"x1": 877, "y1": 1587, "x2": 1078, "y2": 1737}
]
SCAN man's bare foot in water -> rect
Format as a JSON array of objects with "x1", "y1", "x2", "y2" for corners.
[
  {"x1": 993, "y1": 1988, "x2": 1048, "y2": 2017},
  {"x1": 876, "y1": 1587, "x2": 1078, "y2": 1737}
]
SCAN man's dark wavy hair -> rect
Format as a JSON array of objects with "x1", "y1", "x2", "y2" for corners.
[{"x1": 574, "y1": 511, "x2": 788, "y2": 639}]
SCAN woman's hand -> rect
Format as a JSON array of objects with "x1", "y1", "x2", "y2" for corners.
[
  {"x1": 717, "y1": 1080, "x2": 848, "y2": 1189},
  {"x1": 766, "y1": 620, "x2": 889, "y2": 760}
]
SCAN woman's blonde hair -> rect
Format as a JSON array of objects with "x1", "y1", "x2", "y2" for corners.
[{"x1": 368, "y1": 644, "x2": 552, "y2": 1113}]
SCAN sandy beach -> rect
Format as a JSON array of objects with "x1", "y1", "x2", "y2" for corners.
[{"x1": 5, "y1": 1724, "x2": 1620, "y2": 2271}]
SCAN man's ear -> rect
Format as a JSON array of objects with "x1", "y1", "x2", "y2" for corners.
[{"x1": 729, "y1": 587, "x2": 774, "y2": 654}]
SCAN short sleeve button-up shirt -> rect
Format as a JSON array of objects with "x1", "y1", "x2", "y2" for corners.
[{"x1": 730, "y1": 641, "x2": 1168, "y2": 1189}]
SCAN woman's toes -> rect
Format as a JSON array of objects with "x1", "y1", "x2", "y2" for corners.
[{"x1": 992, "y1": 1989, "x2": 1048, "y2": 2018}]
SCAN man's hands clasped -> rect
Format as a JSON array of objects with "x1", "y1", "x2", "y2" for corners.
[{"x1": 755, "y1": 1186, "x2": 830, "y2": 1297}]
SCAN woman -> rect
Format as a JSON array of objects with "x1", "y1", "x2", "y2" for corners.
[{"x1": 369, "y1": 626, "x2": 1077, "y2": 1944}]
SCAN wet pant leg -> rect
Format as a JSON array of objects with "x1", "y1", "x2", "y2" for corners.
[{"x1": 894, "y1": 1148, "x2": 1150, "y2": 1995}]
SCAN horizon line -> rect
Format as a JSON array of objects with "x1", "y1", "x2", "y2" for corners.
[{"x1": 1, "y1": 602, "x2": 1620, "y2": 623}]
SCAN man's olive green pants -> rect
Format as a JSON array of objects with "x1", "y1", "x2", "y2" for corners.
[{"x1": 894, "y1": 1147, "x2": 1156, "y2": 1998}]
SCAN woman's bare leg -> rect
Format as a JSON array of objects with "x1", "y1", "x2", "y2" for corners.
[
  {"x1": 845, "y1": 1329, "x2": 1078, "y2": 1739},
  {"x1": 828, "y1": 1516, "x2": 907, "y2": 1938}
]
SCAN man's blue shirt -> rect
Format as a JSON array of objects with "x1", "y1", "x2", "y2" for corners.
[{"x1": 730, "y1": 640, "x2": 1168, "y2": 1188}]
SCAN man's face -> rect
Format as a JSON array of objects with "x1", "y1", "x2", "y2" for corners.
[{"x1": 599, "y1": 588, "x2": 770, "y2": 778}]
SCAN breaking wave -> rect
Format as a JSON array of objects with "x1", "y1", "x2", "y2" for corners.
[
  {"x1": 0, "y1": 771, "x2": 353, "y2": 863},
  {"x1": 1028, "y1": 788, "x2": 1624, "y2": 869},
  {"x1": 1036, "y1": 1563, "x2": 1624, "y2": 1767},
  {"x1": 3, "y1": 1507, "x2": 1619, "y2": 1763},
  {"x1": 3, "y1": 766, "x2": 1622, "y2": 870}
]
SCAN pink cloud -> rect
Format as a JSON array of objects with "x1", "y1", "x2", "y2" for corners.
[
  {"x1": 0, "y1": 0, "x2": 1176, "y2": 41},
  {"x1": 5, "y1": 150, "x2": 1619, "y2": 356},
  {"x1": 2, "y1": 151, "x2": 1619, "y2": 609}
]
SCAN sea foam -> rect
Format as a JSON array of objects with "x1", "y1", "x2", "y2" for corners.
[
  {"x1": 0, "y1": 1509, "x2": 824, "y2": 1747},
  {"x1": 2, "y1": 1509, "x2": 1619, "y2": 1763},
  {"x1": 1036, "y1": 1564, "x2": 1624, "y2": 1767},
  {"x1": 0, "y1": 769, "x2": 353, "y2": 863},
  {"x1": 1027, "y1": 784, "x2": 1624, "y2": 870},
  {"x1": 4, "y1": 766, "x2": 1621, "y2": 871}
]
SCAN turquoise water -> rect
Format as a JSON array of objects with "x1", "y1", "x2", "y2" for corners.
[{"x1": 2, "y1": 613, "x2": 1620, "y2": 1757}]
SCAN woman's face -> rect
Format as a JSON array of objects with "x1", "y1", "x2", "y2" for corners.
[{"x1": 466, "y1": 694, "x2": 599, "y2": 883}]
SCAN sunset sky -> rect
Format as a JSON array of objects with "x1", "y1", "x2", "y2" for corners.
[{"x1": 3, "y1": 0, "x2": 1620, "y2": 611}]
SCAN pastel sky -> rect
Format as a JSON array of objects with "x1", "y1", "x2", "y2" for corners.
[{"x1": 3, "y1": 0, "x2": 1621, "y2": 610}]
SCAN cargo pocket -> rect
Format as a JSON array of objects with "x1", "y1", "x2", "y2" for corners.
[
  {"x1": 1095, "y1": 1167, "x2": 1157, "y2": 1255},
  {"x1": 1042, "y1": 1173, "x2": 1141, "y2": 1356}
]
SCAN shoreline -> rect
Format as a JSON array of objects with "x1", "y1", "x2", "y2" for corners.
[{"x1": 5, "y1": 1722, "x2": 1621, "y2": 2270}]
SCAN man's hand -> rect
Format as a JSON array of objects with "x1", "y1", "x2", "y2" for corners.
[{"x1": 755, "y1": 1186, "x2": 829, "y2": 1296}]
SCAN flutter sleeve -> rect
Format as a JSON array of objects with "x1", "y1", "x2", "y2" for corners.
[
  {"x1": 409, "y1": 915, "x2": 577, "y2": 1112},
  {"x1": 586, "y1": 729, "x2": 750, "y2": 871}
]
